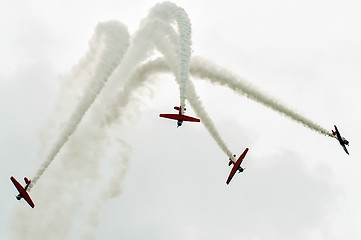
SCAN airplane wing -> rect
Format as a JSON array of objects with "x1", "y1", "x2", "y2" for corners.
[
  {"x1": 226, "y1": 148, "x2": 249, "y2": 185},
  {"x1": 159, "y1": 114, "x2": 181, "y2": 120},
  {"x1": 342, "y1": 145, "x2": 349, "y2": 155},
  {"x1": 334, "y1": 125, "x2": 343, "y2": 142},
  {"x1": 177, "y1": 115, "x2": 200, "y2": 122},
  {"x1": 226, "y1": 165, "x2": 239, "y2": 185},
  {"x1": 10, "y1": 176, "x2": 24, "y2": 194},
  {"x1": 159, "y1": 114, "x2": 200, "y2": 122},
  {"x1": 10, "y1": 176, "x2": 35, "y2": 208},
  {"x1": 22, "y1": 193, "x2": 35, "y2": 208},
  {"x1": 237, "y1": 148, "x2": 249, "y2": 164}
]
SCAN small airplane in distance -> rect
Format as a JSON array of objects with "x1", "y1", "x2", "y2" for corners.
[
  {"x1": 159, "y1": 106, "x2": 200, "y2": 127},
  {"x1": 226, "y1": 148, "x2": 249, "y2": 185},
  {"x1": 332, "y1": 125, "x2": 349, "y2": 155},
  {"x1": 10, "y1": 176, "x2": 35, "y2": 208}
]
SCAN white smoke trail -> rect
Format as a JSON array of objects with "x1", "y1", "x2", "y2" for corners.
[
  {"x1": 101, "y1": 2, "x2": 191, "y2": 116},
  {"x1": 103, "y1": 18, "x2": 180, "y2": 123},
  {"x1": 76, "y1": 12, "x2": 189, "y2": 238},
  {"x1": 185, "y1": 80, "x2": 234, "y2": 157},
  {"x1": 78, "y1": 20, "x2": 181, "y2": 235},
  {"x1": 189, "y1": 56, "x2": 334, "y2": 138},
  {"x1": 102, "y1": 18, "x2": 234, "y2": 159},
  {"x1": 133, "y1": 57, "x2": 332, "y2": 139},
  {"x1": 149, "y1": 1, "x2": 192, "y2": 112},
  {"x1": 28, "y1": 21, "x2": 130, "y2": 191},
  {"x1": 104, "y1": 57, "x2": 235, "y2": 160},
  {"x1": 100, "y1": 20, "x2": 180, "y2": 124},
  {"x1": 11, "y1": 21, "x2": 131, "y2": 240},
  {"x1": 113, "y1": 56, "x2": 332, "y2": 153}
]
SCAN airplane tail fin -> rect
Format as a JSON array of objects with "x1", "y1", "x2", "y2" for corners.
[
  {"x1": 228, "y1": 154, "x2": 236, "y2": 165},
  {"x1": 24, "y1": 177, "x2": 31, "y2": 191},
  {"x1": 24, "y1": 177, "x2": 30, "y2": 184}
]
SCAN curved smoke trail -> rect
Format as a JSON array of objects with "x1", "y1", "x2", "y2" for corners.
[
  {"x1": 99, "y1": 2, "x2": 191, "y2": 116},
  {"x1": 28, "y1": 2, "x2": 193, "y2": 192},
  {"x1": 103, "y1": 18, "x2": 234, "y2": 159},
  {"x1": 149, "y1": 1, "x2": 192, "y2": 112},
  {"x1": 105, "y1": 58, "x2": 235, "y2": 159},
  {"x1": 101, "y1": 19, "x2": 180, "y2": 123},
  {"x1": 110, "y1": 56, "x2": 333, "y2": 146},
  {"x1": 28, "y1": 21, "x2": 130, "y2": 191},
  {"x1": 189, "y1": 56, "x2": 334, "y2": 138}
]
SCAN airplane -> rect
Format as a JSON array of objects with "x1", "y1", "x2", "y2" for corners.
[
  {"x1": 159, "y1": 106, "x2": 200, "y2": 127},
  {"x1": 10, "y1": 176, "x2": 35, "y2": 208},
  {"x1": 332, "y1": 125, "x2": 349, "y2": 155},
  {"x1": 226, "y1": 148, "x2": 249, "y2": 185}
]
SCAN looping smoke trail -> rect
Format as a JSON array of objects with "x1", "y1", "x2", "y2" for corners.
[
  {"x1": 149, "y1": 1, "x2": 192, "y2": 112},
  {"x1": 28, "y1": 21, "x2": 130, "y2": 191},
  {"x1": 104, "y1": 18, "x2": 180, "y2": 124},
  {"x1": 104, "y1": 57, "x2": 235, "y2": 160},
  {"x1": 29, "y1": 2, "x2": 193, "y2": 193},
  {"x1": 113, "y1": 56, "x2": 333, "y2": 154},
  {"x1": 99, "y1": 4, "x2": 186, "y2": 110},
  {"x1": 102, "y1": 18, "x2": 234, "y2": 160}
]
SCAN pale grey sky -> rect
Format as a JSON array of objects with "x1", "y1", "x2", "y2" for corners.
[{"x1": 1, "y1": 0, "x2": 360, "y2": 239}]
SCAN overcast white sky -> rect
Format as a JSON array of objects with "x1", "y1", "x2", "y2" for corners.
[{"x1": 1, "y1": 0, "x2": 361, "y2": 239}]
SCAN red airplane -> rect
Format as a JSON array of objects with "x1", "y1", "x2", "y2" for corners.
[
  {"x1": 332, "y1": 125, "x2": 349, "y2": 155},
  {"x1": 159, "y1": 106, "x2": 200, "y2": 127},
  {"x1": 10, "y1": 176, "x2": 35, "y2": 208},
  {"x1": 226, "y1": 148, "x2": 249, "y2": 185}
]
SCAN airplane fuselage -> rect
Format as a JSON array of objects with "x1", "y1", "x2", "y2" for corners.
[
  {"x1": 342, "y1": 137, "x2": 349, "y2": 146},
  {"x1": 177, "y1": 120, "x2": 183, "y2": 127}
]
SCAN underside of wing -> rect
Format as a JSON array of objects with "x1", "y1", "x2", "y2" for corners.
[
  {"x1": 237, "y1": 148, "x2": 249, "y2": 165},
  {"x1": 159, "y1": 114, "x2": 200, "y2": 122},
  {"x1": 159, "y1": 114, "x2": 180, "y2": 120},
  {"x1": 342, "y1": 145, "x2": 349, "y2": 155},
  {"x1": 226, "y1": 166, "x2": 238, "y2": 185},
  {"x1": 10, "y1": 177, "x2": 24, "y2": 193},
  {"x1": 334, "y1": 126, "x2": 343, "y2": 142},
  {"x1": 22, "y1": 193, "x2": 35, "y2": 208},
  {"x1": 178, "y1": 115, "x2": 200, "y2": 122}
]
